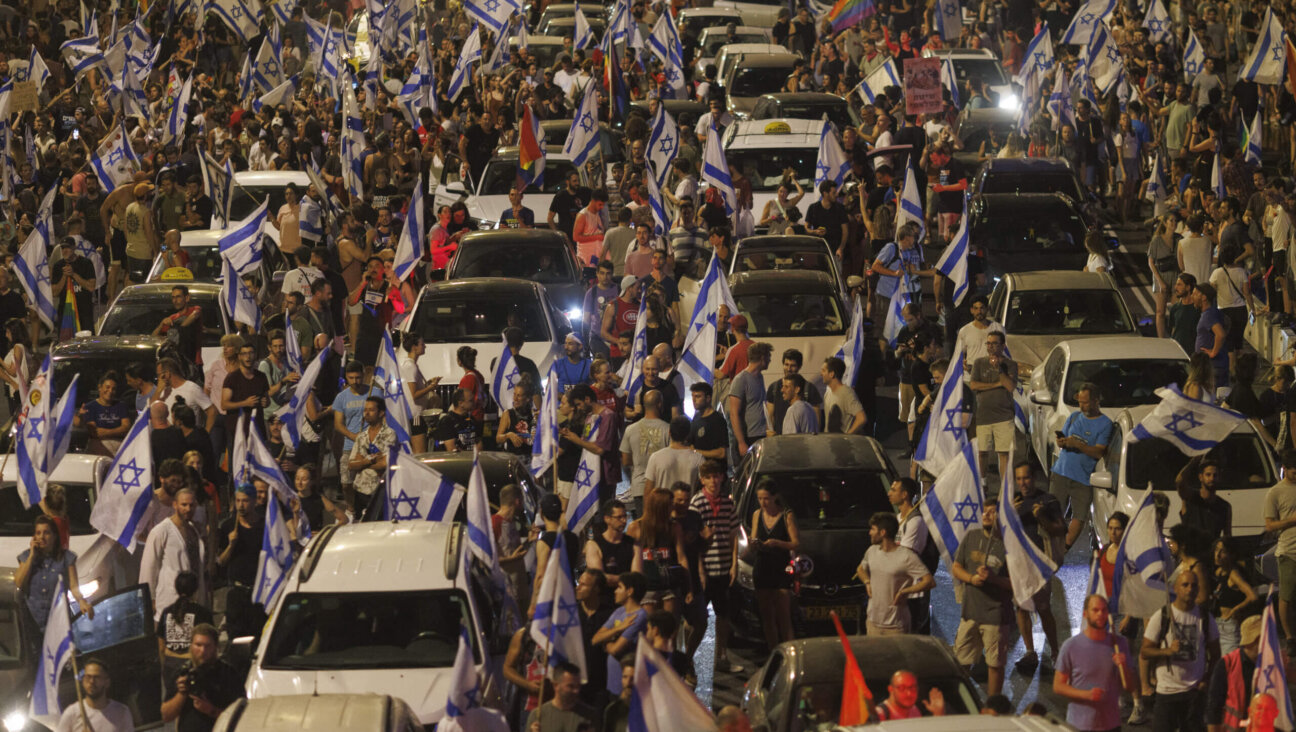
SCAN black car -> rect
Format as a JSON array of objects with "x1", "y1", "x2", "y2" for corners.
[
  {"x1": 732, "y1": 434, "x2": 898, "y2": 639},
  {"x1": 359, "y1": 451, "x2": 543, "y2": 523},
  {"x1": 743, "y1": 635, "x2": 983, "y2": 732},
  {"x1": 970, "y1": 157, "x2": 1087, "y2": 205},
  {"x1": 96, "y1": 282, "x2": 229, "y2": 375},
  {"x1": 446, "y1": 229, "x2": 586, "y2": 322},
  {"x1": 749, "y1": 93, "x2": 858, "y2": 130},
  {"x1": 965, "y1": 193, "x2": 1107, "y2": 284}
]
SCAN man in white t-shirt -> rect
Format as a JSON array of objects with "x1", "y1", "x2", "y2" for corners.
[
  {"x1": 154, "y1": 357, "x2": 216, "y2": 431},
  {"x1": 56, "y1": 658, "x2": 135, "y2": 732},
  {"x1": 1140, "y1": 571, "x2": 1220, "y2": 730},
  {"x1": 643, "y1": 416, "x2": 704, "y2": 494},
  {"x1": 280, "y1": 247, "x2": 323, "y2": 301},
  {"x1": 619, "y1": 390, "x2": 669, "y2": 514},
  {"x1": 694, "y1": 98, "x2": 733, "y2": 144},
  {"x1": 954, "y1": 295, "x2": 1006, "y2": 371}
]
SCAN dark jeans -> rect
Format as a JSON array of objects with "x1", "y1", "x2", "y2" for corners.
[{"x1": 1153, "y1": 689, "x2": 1205, "y2": 732}]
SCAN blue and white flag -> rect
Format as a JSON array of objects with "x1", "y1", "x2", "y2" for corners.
[
  {"x1": 284, "y1": 318, "x2": 304, "y2": 373},
  {"x1": 998, "y1": 447, "x2": 1057, "y2": 611},
  {"x1": 573, "y1": 4, "x2": 594, "y2": 49},
  {"x1": 1239, "y1": 8, "x2": 1285, "y2": 84},
  {"x1": 645, "y1": 162, "x2": 670, "y2": 237},
  {"x1": 1086, "y1": 23, "x2": 1123, "y2": 96},
  {"x1": 617, "y1": 295, "x2": 650, "y2": 403},
  {"x1": 29, "y1": 576, "x2": 73, "y2": 727},
  {"x1": 832, "y1": 294, "x2": 865, "y2": 388},
  {"x1": 914, "y1": 339, "x2": 969, "y2": 476},
  {"x1": 701, "y1": 124, "x2": 735, "y2": 216},
  {"x1": 647, "y1": 13, "x2": 685, "y2": 99},
  {"x1": 15, "y1": 224, "x2": 54, "y2": 331},
  {"x1": 1210, "y1": 149, "x2": 1226, "y2": 200},
  {"x1": 375, "y1": 330, "x2": 416, "y2": 450},
  {"x1": 252, "y1": 33, "x2": 284, "y2": 94},
  {"x1": 895, "y1": 160, "x2": 926, "y2": 241},
  {"x1": 445, "y1": 623, "x2": 483, "y2": 719},
  {"x1": 678, "y1": 252, "x2": 737, "y2": 392},
  {"x1": 531, "y1": 365, "x2": 560, "y2": 477},
  {"x1": 1015, "y1": 23, "x2": 1054, "y2": 85},
  {"x1": 1086, "y1": 548, "x2": 1106, "y2": 598},
  {"x1": 219, "y1": 197, "x2": 267, "y2": 275},
  {"x1": 491, "y1": 335, "x2": 522, "y2": 412},
  {"x1": 563, "y1": 417, "x2": 603, "y2": 533},
  {"x1": 89, "y1": 122, "x2": 140, "y2": 193},
  {"x1": 252, "y1": 73, "x2": 298, "y2": 113},
  {"x1": 564, "y1": 81, "x2": 602, "y2": 168},
  {"x1": 59, "y1": 35, "x2": 105, "y2": 80},
  {"x1": 855, "y1": 58, "x2": 900, "y2": 104},
  {"x1": 282, "y1": 349, "x2": 328, "y2": 450},
  {"x1": 1128, "y1": 384, "x2": 1245, "y2": 455},
  {"x1": 252, "y1": 490, "x2": 294, "y2": 609},
  {"x1": 1246, "y1": 110, "x2": 1263, "y2": 166},
  {"x1": 19, "y1": 46, "x2": 51, "y2": 90},
  {"x1": 1253, "y1": 595, "x2": 1295, "y2": 730},
  {"x1": 920, "y1": 442, "x2": 983, "y2": 566},
  {"x1": 163, "y1": 73, "x2": 193, "y2": 145},
  {"x1": 465, "y1": 455, "x2": 498, "y2": 567},
  {"x1": 234, "y1": 414, "x2": 294, "y2": 503},
  {"x1": 270, "y1": 0, "x2": 298, "y2": 26},
  {"x1": 397, "y1": 51, "x2": 436, "y2": 126},
  {"x1": 210, "y1": 0, "x2": 262, "y2": 43},
  {"x1": 1143, "y1": 0, "x2": 1171, "y2": 43},
  {"x1": 394, "y1": 174, "x2": 425, "y2": 283},
  {"x1": 199, "y1": 151, "x2": 234, "y2": 227},
  {"x1": 648, "y1": 103, "x2": 679, "y2": 188},
  {"x1": 447, "y1": 25, "x2": 483, "y2": 102},
  {"x1": 465, "y1": 0, "x2": 516, "y2": 37},
  {"x1": 1144, "y1": 152, "x2": 1166, "y2": 205},
  {"x1": 882, "y1": 283, "x2": 910, "y2": 349},
  {"x1": 933, "y1": 0, "x2": 961, "y2": 41},
  {"x1": 1109, "y1": 487, "x2": 1171, "y2": 618},
  {"x1": 530, "y1": 530, "x2": 588, "y2": 681},
  {"x1": 220, "y1": 257, "x2": 262, "y2": 331},
  {"x1": 1061, "y1": 0, "x2": 1116, "y2": 45},
  {"x1": 89, "y1": 410, "x2": 153, "y2": 550},
  {"x1": 941, "y1": 58, "x2": 960, "y2": 108},
  {"x1": 16, "y1": 356, "x2": 53, "y2": 509},
  {"x1": 48, "y1": 375, "x2": 79, "y2": 480},
  {"x1": 1048, "y1": 66, "x2": 1075, "y2": 131},
  {"x1": 815, "y1": 120, "x2": 850, "y2": 187},
  {"x1": 120, "y1": 55, "x2": 149, "y2": 117},
  {"x1": 628, "y1": 636, "x2": 716, "y2": 732},
  {"x1": 1183, "y1": 30, "x2": 1205, "y2": 82},
  {"x1": 387, "y1": 450, "x2": 465, "y2": 522},
  {"x1": 934, "y1": 196, "x2": 970, "y2": 306},
  {"x1": 341, "y1": 84, "x2": 365, "y2": 201}
]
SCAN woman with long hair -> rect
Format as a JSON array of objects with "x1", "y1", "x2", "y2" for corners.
[
  {"x1": 1211, "y1": 536, "x2": 1259, "y2": 654},
  {"x1": 294, "y1": 464, "x2": 349, "y2": 533},
  {"x1": 15, "y1": 516, "x2": 93, "y2": 634},
  {"x1": 34, "y1": 484, "x2": 71, "y2": 551},
  {"x1": 628, "y1": 487, "x2": 690, "y2": 617},
  {"x1": 749, "y1": 479, "x2": 799, "y2": 648},
  {"x1": 1083, "y1": 231, "x2": 1113, "y2": 274},
  {"x1": 641, "y1": 285, "x2": 676, "y2": 355},
  {"x1": 1183, "y1": 351, "x2": 1216, "y2": 402}
]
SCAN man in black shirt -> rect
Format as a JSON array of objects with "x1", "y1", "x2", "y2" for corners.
[
  {"x1": 432, "y1": 387, "x2": 478, "y2": 452},
  {"x1": 548, "y1": 169, "x2": 590, "y2": 242},
  {"x1": 0, "y1": 268, "x2": 27, "y2": 355},
  {"x1": 766, "y1": 348, "x2": 822, "y2": 434},
  {"x1": 161, "y1": 623, "x2": 243, "y2": 732},
  {"x1": 806, "y1": 181, "x2": 849, "y2": 259},
  {"x1": 689, "y1": 382, "x2": 728, "y2": 473},
  {"x1": 53, "y1": 238, "x2": 97, "y2": 337},
  {"x1": 181, "y1": 175, "x2": 213, "y2": 230},
  {"x1": 459, "y1": 109, "x2": 501, "y2": 181}
]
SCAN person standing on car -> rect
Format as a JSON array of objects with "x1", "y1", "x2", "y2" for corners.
[
  {"x1": 153, "y1": 285, "x2": 204, "y2": 368},
  {"x1": 53, "y1": 238, "x2": 96, "y2": 340},
  {"x1": 161, "y1": 623, "x2": 242, "y2": 732},
  {"x1": 55, "y1": 658, "x2": 136, "y2": 732},
  {"x1": 1053, "y1": 595, "x2": 1138, "y2": 732},
  {"x1": 856, "y1": 512, "x2": 935, "y2": 635},
  {"x1": 549, "y1": 169, "x2": 590, "y2": 243},
  {"x1": 951, "y1": 503, "x2": 1013, "y2": 697},
  {"x1": 1141, "y1": 571, "x2": 1221, "y2": 732}
]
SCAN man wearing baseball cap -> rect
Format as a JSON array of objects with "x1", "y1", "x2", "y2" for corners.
[
  {"x1": 1205, "y1": 613, "x2": 1264, "y2": 731},
  {"x1": 715, "y1": 314, "x2": 751, "y2": 381}
]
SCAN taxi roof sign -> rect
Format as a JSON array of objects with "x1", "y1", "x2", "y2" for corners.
[
  {"x1": 160, "y1": 267, "x2": 194, "y2": 281},
  {"x1": 763, "y1": 121, "x2": 792, "y2": 135}
]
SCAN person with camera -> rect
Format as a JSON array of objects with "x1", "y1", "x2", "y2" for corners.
[
  {"x1": 55, "y1": 658, "x2": 135, "y2": 732},
  {"x1": 161, "y1": 623, "x2": 242, "y2": 732}
]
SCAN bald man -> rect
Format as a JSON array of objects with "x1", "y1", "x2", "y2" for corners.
[
  {"x1": 651, "y1": 343, "x2": 686, "y2": 405},
  {"x1": 873, "y1": 670, "x2": 946, "y2": 720}
]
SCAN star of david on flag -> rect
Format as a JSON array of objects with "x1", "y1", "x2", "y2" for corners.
[
  {"x1": 385, "y1": 450, "x2": 466, "y2": 523},
  {"x1": 491, "y1": 333, "x2": 523, "y2": 412},
  {"x1": 90, "y1": 409, "x2": 154, "y2": 550},
  {"x1": 252, "y1": 489, "x2": 295, "y2": 609},
  {"x1": 529, "y1": 530, "x2": 588, "y2": 682},
  {"x1": 921, "y1": 441, "x2": 983, "y2": 566},
  {"x1": 1127, "y1": 384, "x2": 1245, "y2": 456},
  {"x1": 563, "y1": 417, "x2": 603, "y2": 533}
]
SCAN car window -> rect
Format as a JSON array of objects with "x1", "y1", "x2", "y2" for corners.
[
  {"x1": 412, "y1": 294, "x2": 550, "y2": 343},
  {"x1": 979, "y1": 171, "x2": 1084, "y2": 201},
  {"x1": 71, "y1": 585, "x2": 153, "y2": 651},
  {"x1": 230, "y1": 184, "x2": 291, "y2": 222},
  {"x1": 0, "y1": 483, "x2": 94, "y2": 536},
  {"x1": 987, "y1": 280, "x2": 1006, "y2": 321},
  {"x1": 729, "y1": 65, "x2": 792, "y2": 96},
  {"x1": 734, "y1": 292, "x2": 845, "y2": 337},
  {"x1": 778, "y1": 104, "x2": 852, "y2": 130},
  {"x1": 1126, "y1": 431, "x2": 1275, "y2": 492},
  {"x1": 763, "y1": 650, "x2": 788, "y2": 725},
  {"x1": 734, "y1": 249, "x2": 834, "y2": 277},
  {"x1": 790, "y1": 676, "x2": 980, "y2": 728},
  {"x1": 1103, "y1": 425, "x2": 1123, "y2": 480},
  {"x1": 1062, "y1": 359, "x2": 1188, "y2": 409},
  {"x1": 0, "y1": 592, "x2": 22, "y2": 669},
  {"x1": 479, "y1": 159, "x2": 579, "y2": 196},
  {"x1": 725, "y1": 148, "x2": 817, "y2": 191},
  {"x1": 702, "y1": 33, "x2": 767, "y2": 55},
  {"x1": 971, "y1": 206, "x2": 1086, "y2": 253},
  {"x1": 101, "y1": 295, "x2": 224, "y2": 339},
  {"x1": 453, "y1": 243, "x2": 577, "y2": 284},
  {"x1": 1004, "y1": 290, "x2": 1133, "y2": 335},
  {"x1": 737, "y1": 470, "x2": 892, "y2": 530},
  {"x1": 54, "y1": 356, "x2": 149, "y2": 405},
  {"x1": 949, "y1": 58, "x2": 1009, "y2": 86}
]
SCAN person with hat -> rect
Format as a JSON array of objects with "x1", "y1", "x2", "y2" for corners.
[
  {"x1": 53, "y1": 237, "x2": 97, "y2": 340},
  {"x1": 123, "y1": 182, "x2": 159, "y2": 286},
  {"x1": 1204, "y1": 614, "x2": 1263, "y2": 732},
  {"x1": 715, "y1": 314, "x2": 752, "y2": 381},
  {"x1": 553, "y1": 333, "x2": 593, "y2": 395},
  {"x1": 601, "y1": 275, "x2": 642, "y2": 366}
]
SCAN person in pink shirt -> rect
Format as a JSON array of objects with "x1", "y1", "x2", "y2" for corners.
[{"x1": 573, "y1": 190, "x2": 608, "y2": 277}]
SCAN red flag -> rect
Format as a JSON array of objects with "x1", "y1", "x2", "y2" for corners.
[
  {"x1": 1286, "y1": 38, "x2": 1296, "y2": 99},
  {"x1": 831, "y1": 611, "x2": 872, "y2": 725}
]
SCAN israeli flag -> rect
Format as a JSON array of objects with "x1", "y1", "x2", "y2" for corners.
[
  {"x1": 1086, "y1": 23, "x2": 1122, "y2": 96},
  {"x1": 814, "y1": 120, "x2": 849, "y2": 188},
  {"x1": 934, "y1": 196, "x2": 970, "y2": 306},
  {"x1": 564, "y1": 81, "x2": 602, "y2": 168},
  {"x1": 16, "y1": 356, "x2": 53, "y2": 509},
  {"x1": 465, "y1": 455, "x2": 498, "y2": 567},
  {"x1": 941, "y1": 58, "x2": 960, "y2": 108},
  {"x1": 252, "y1": 73, "x2": 298, "y2": 113},
  {"x1": 199, "y1": 151, "x2": 234, "y2": 227},
  {"x1": 1144, "y1": 153, "x2": 1166, "y2": 205},
  {"x1": 465, "y1": 0, "x2": 516, "y2": 37},
  {"x1": 89, "y1": 121, "x2": 141, "y2": 193},
  {"x1": 882, "y1": 283, "x2": 910, "y2": 349},
  {"x1": 1246, "y1": 110, "x2": 1263, "y2": 166},
  {"x1": 219, "y1": 197, "x2": 267, "y2": 275},
  {"x1": 252, "y1": 34, "x2": 284, "y2": 94},
  {"x1": 252, "y1": 492, "x2": 294, "y2": 609},
  {"x1": 678, "y1": 252, "x2": 737, "y2": 391},
  {"x1": 1239, "y1": 8, "x2": 1285, "y2": 84},
  {"x1": 530, "y1": 530, "x2": 588, "y2": 681},
  {"x1": 645, "y1": 162, "x2": 670, "y2": 237},
  {"x1": 270, "y1": 0, "x2": 298, "y2": 26},
  {"x1": 60, "y1": 35, "x2": 105, "y2": 80},
  {"x1": 702, "y1": 124, "x2": 736, "y2": 216},
  {"x1": 531, "y1": 365, "x2": 560, "y2": 477},
  {"x1": 397, "y1": 52, "x2": 436, "y2": 126},
  {"x1": 211, "y1": 0, "x2": 262, "y2": 43},
  {"x1": 895, "y1": 160, "x2": 926, "y2": 241},
  {"x1": 387, "y1": 451, "x2": 465, "y2": 522},
  {"x1": 1048, "y1": 67, "x2": 1075, "y2": 131},
  {"x1": 284, "y1": 318, "x2": 304, "y2": 374},
  {"x1": 1253, "y1": 595, "x2": 1295, "y2": 730},
  {"x1": 375, "y1": 330, "x2": 416, "y2": 451},
  {"x1": 341, "y1": 84, "x2": 365, "y2": 201},
  {"x1": 914, "y1": 339, "x2": 970, "y2": 476},
  {"x1": 629, "y1": 636, "x2": 716, "y2": 732},
  {"x1": 29, "y1": 576, "x2": 73, "y2": 727},
  {"x1": 573, "y1": 4, "x2": 594, "y2": 49},
  {"x1": 235, "y1": 415, "x2": 295, "y2": 504},
  {"x1": 1061, "y1": 0, "x2": 1116, "y2": 45},
  {"x1": 1086, "y1": 547, "x2": 1106, "y2": 598},
  {"x1": 1128, "y1": 384, "x2": 1245, "y2": 455},
  {"x1": 855, "y1": 58, "x2": 900, "y2": 104},
  {"x1": 998, "y1": 446, "x2": 1056, "y2": 611},
  {"x1": 563, "y1": 416, "x2": 603, "y2": 533},
  {"x1": 220, "y1": 257, "x2": 262, "y2": 331},
  {"x1": 163, "y1": 73, "x2": 193, "y2": 145},
  {"x1": 1212, "y1": 148, "x2": 1228, "y2": 199},
  {"x1": 617, "y1": 295, "x2": 650, "y2": 404},
  {"x1": 1015, "y1": 23, "x2": 1054, "y2": 85},
  {"x1": 48, "y1": 375, "x2": 79, "y2": 480},
  {"x1": 831, "y1": 294, "x2": 865, "y2": 389},
  {"x1": 89, "y1": 410, "x2": 154, "y2": 550},
  {"x1": 647, "y1": 13, "x2": 685, "y2": 99},
  {"x1": 447, "y1": 25, "x2": 483, "y2": 103},
  {"x1": 491, "y1": 334, "x2": 522, "y2": 412},
  {"x1": 933, "y1": 0, "x2": 961, "y2": 41},
  {"x1": 282, "y1": 349, "x2": 329, "y2": 450},
  {"x1": 15, "y1": 224, "x2": 54, "y2": 331},
  {"x1": 921, "y1": 442, "x2": 983, "y2": 566},
  {"x1": 20, "y1": 46, "x2": 51, "y2": 90},
  {"x1": 393, "y1": 175, "x2": 425, "y2": 282},
  {"x1": 648, "y1": 104, "x2": 679, "y2": 188},
  {"x1": 120, "y1": 56, "x2": 148, "y2": 117},
  {"x1": 1183, "y1": 30, "x2": 1205, "y2": 82},
  {"x1": 1143, "y1": 0, "x2": 1171, "y2": 42},
  {"x1": 1109, "y1": 487, "x2": 1171, "y2": 618}
]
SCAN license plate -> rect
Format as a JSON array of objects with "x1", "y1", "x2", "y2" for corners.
[{"x1": 802, "y1": 604, "x2": 860, "y2": 622}]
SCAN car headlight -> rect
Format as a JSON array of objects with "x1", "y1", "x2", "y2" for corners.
[
  {"x1": 4, "y1": 710, "x2": 27, "y2": 732},
  {"x1": 565, "y1": 307, "x2": 583, "y2": 322},
  {"x1": 997, "y1": 93, "x2": 1020, "y2": 111}
]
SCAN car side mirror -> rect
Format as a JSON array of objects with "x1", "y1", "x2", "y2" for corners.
[
  {"x1": 228, "y1": 635, "x2": 256, "y2": 672},
  {"x1": 1030, "y1": 388, "x2": 1053, "y2": 405},
  {"x1": 1090, "y1": 470, "x2": 1114, "y2": 492},
  {"x1": 428, "y1": 268, "x2": 447, "y2": 282},
  {"x1": 443, "y1": 180, "x2": 466, "y2": 196}
]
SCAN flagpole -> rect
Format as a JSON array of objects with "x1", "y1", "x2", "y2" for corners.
[{"x1": 68, "y1": 632, "x2": 91, "y2": 732}]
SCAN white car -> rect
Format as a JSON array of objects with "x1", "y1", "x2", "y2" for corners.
[
  {"x1": 230, "y1": 170, "x2": 314, "y2": 222},
  {"x1": 1089, "y1": 411, "x2": 1278, "y2": 551},
  {"x1": 718, "y1": 119, "x2": 821, "y2": 224},
  {"x1": 1027, "y1": 336, "x2": 1189, "y2": 474},
  {"x1": 714, "y1": 43, "x2": 791, "y2": 92},
  {"x1": 694, "y1": 25, "x2": 773, "y2": 76},
  {"x1": 712, "y1": 0, "x2": 786, "y2": 28},
  {"x1": 432, "y1": 146, "x2": 584, "y2": 231},
  {"x1": 245, "y1": 522, "x2": 519, "y2": 727},
  {"x1": 728, "y1": 270, "x2": 848, "y2": 391},
  {"x1": 920, "y1": 47, "x2": 1020, "y2": 111},
  {"x1": 986, "y1": 270, "x2": 1140, "y2": 372}
]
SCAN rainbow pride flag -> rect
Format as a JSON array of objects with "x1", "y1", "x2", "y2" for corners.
[
  {"x1": 828, "y1": 0, "x2": 876, "y2": 32},
  {"x1": 517, "y1": 104, "x2": 545, "y2": 189},
  {"x1": 58, "y1": 283, "x2": 81, "y2": 342}
]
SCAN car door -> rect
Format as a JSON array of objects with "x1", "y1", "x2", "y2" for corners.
[
  {"x1": 1089, "y1": 422, "x2": 1125, "y2": 545},
  {"x1": 62, "y1": 584, "x2": 163, "y2": 729},
  {"x1": 1030, "y1": 348, "x2": 1065, "y2": 467}
]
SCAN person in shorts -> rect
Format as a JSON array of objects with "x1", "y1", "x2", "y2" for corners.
[
  {"x1": 951, "y1": 503, "x2": 1013, "y2": 697},
  {"x1": 1049, "y1": 382, "x2": 1114, "y2": 552},
  {"x1": 968, "y1": 331, "x2": 1019, "y2": 479}
]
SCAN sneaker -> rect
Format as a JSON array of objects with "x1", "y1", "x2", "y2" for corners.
[
  {"x1": 1128, "y1": 703, "x2": 1150, "y2": 726},
  {"x1": 1013, "y1": 652, "x2": 1039, "y2": 674}
]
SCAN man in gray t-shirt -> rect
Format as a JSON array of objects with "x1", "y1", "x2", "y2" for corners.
[
  {"x1": 856, "y1": 512, "x2": 933, "y2": 633},
  {"x1": 729, "y1": 342, "x2": 772, "y2": 456},
  {"x1": 968, "y1": 331, "x2": 1019, "y2": 478},
  {"x1": 619, "y1": 390, "x2": 669, "y2": 508},
  {"x1": 951, "y1": 504, "x2": 1013, "y2": 696}
]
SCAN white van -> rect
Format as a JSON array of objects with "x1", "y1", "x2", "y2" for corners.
[
  {"x1": 245, "y1": 522, "x2": 520, "y2": 727},
  {"x1": 215, "y1": 694, "x2": 425, "y2": 732}
]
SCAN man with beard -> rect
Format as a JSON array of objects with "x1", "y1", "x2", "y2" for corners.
[{"x1": 55, "y1": 659, "x2": 135, "y2": 732}]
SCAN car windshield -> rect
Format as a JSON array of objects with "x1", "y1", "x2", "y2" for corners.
[
  {"x1": 730, "y1": 65, "x2": 793, "y2": 96},
  {"x1": 979, "y1": 171, "x2": 1083, "y2": 200},
  {"x1": 479, "y1": 159, "x2": 578, "y2": 196},
  {"x1": 517, "y1": 42, "x2": 563, "y2": 68},
  {"x1": 685, "y1": 15, "x2": 740, "y2": 38},
  {"x1": 734, "y1": 292, "x2": 845, "y2": 337},
  {"x1": 100, "y1": 296, "x2": 224, "y2": 338},
  {"x1": 790, "y1": 676, "x2": 980, "y2": 728},
  {"x1": 949, "y1": 58, "x2": 1009, "y2": 86},
  {"x1": 412, "y1": 294, "x2": 550, "y2": 343},
  {"x1": 734, "y1": 249, "x2": 835, "y2": 277},
  {"x1": 703, "y1": 33, "x2": 768, "y2": 55},
  {"x1": 0, "y1": 483, "x2": 94, "y2": 536},
  {"x1": 1126, "y1": 431, "x2": 1275, "y2": 491},
  {"x1": 971, "y1": 208, "x2": 1086, "y2": 253},
  {"x1": 725, "y1": 148, "x2": 817, "y2": 191},
  {"x1": 775, "y1": 104, "x2": 852, "y2": 129},
  {"x1": 1062, "y1": 359, "x2": 1188, "y2": 408},
  {"x1": 230, "y1": 184, "x2": 292, "y2": 221},
  {"x1": 54, "y1": 356, "x2": 151, "y2": 405},
  {"x1": 452, "y1": 243, "x2": 577, "y2": 284},
  {"x1": 1004, "y1": 290, "x2": 1133, "y2": 335},
  {"x1": 0, "y1": 593, "x2": 21, "y2": 669},
  {"x1": 168, "y1": 245, "x2": 222, "y2": 280},
  {"x1": 262, "y1": 590, "x2": 478, "y2": 669},
  {"x1": 741, "y1": 471, "x2": 892, "y2": 529}
]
